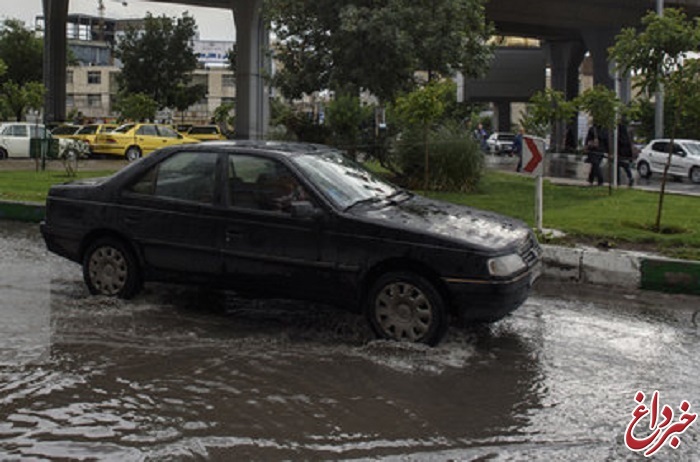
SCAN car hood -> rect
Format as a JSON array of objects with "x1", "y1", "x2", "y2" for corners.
[{"x1": 352, "y1": 195, "x2": 531, "y2": 252}]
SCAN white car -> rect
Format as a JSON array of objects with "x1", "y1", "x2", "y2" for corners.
[
  {"x1": 486, "y1": 132, "x2": 515, "y2": 155},
  {"x1": 0, "y1": 122, "x2": 89, "y2": 160},
  {"x1": 637, "y1": 139, "x2": 700, "y2": 184}
]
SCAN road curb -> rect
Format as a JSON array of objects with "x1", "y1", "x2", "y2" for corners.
[
  {"x1": 0, "y1": 200, "x2": 45, "y2": 223},
  {"x1": 542, "y1": 244, "x2": 700, "y2": 295}
]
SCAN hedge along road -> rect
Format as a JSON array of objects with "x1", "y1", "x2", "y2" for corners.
[{"x1": 1, "y1": 221, "x2": 699, "y2": 460}]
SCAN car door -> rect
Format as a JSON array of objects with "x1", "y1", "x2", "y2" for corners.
[
  {"x1": 5, "y1": 124, "x2": 30, "y2": 157},
  {"x1": 134, "y1": 124, "x2": 161, "y2": 155},
  {"x1": 220, "y1": 153, "x2": 327, "y2": 298},
  {"x1": 118, "y1": 150, "x2": 224, "y2": 281},
  {"x1": 648, "y1": 141, "x2": 669, "y2": 173}
]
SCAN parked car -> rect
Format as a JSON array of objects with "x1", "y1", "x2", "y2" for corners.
[
  {"x1": 486, "y1": 132, "x2": 515, "y2": 155},
  {"x1": 92, "y1": 123, "x2": 199, "y2": 161},
  {"x1": 186, "y1": 124, "x2": 228, "y2": 141},
  {"x1": 0, "y1": 122, "x2": 89, "y2": 159},
  {"x1": 51, "y1": 124, "x2": 82, "y2": 137},
  {"x1": 69, "y1": 123, "x2": 118, "y2": 152},
  {"x1": 637, "y1": 139, "x2": 700, "y2": 184},
  {"x1": 41, "y1": 141, "x2": 541, "y2": 346}
]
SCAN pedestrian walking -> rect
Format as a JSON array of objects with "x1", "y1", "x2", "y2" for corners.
[
  {"x1": 617, "y1": 124, "x2": 635, "y2": 187},
  {"x1": 585, "y1": 125, "x2": 607, "y2": 186},
  {"x1": 513, "y1": 127, "x2": 525, "y2": 172}
]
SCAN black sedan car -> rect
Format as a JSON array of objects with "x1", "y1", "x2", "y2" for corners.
[{"x1": 41, "y1": 141, "x2": 541, "y2": 345}]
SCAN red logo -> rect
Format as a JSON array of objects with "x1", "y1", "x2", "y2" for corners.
[{"x1": 625, "y1": 390, "x2": 697, "y2": 457}]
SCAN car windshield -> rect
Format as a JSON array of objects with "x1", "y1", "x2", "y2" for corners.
[
  {"x1": 292, "y1": 150, "x2": 402, "y2": 210},
  {"x1": 683, "y1": 142, "x2": 700, "y2": 156}
]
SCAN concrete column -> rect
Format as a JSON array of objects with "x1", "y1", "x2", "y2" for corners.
[
  {"x1": 233, "y1": 0, "x2": 269, "y2": 140},
  {"x1": 495, "y1": 101, "x2": 511, "y2": 132},
  {"x1": 547, "y1": 40, "x2": 585, "y2": 151},
  {"x1": 581, "y1": 27, "x2": 619, "y2": 89},
  {"x1": 42, "y1": 0, "x2": 69, "y2": 124}
]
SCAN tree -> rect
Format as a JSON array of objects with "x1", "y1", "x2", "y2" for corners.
[
  {"x1": 114, "y1": 13, "x2": 200, "y2": 110},
  {"x1": 114, "y1": 93, "x2": 158, "y2": 122},
  {"x1": 393, "y1": 80, "x2": 452, "y2": 190},
  {"x1": 1, "y1": 81, "x2": 45, "y2": 121},
  {"x1": 0, "y1": 19, "x2": 43, "y2": 86},
  {"x1": 266, "y1": 0, "x2": 493, "y2": 102},
  {"x1": 172, "y1": 83, "x2": 207, "y2": 122},
  {"x1": 213, "y1": 101, "x2": 236, "y2": 134},
  {"x1": 325, "y1": 92, "x2": 373, "y2": 159},
  {"x1": 522, "y1": 88, "x2": 576, "y2": 152},
  {"x1": 610, "y1": 8, "x2": 700, "y2": 231}
]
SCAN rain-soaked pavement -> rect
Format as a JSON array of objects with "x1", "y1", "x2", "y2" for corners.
[{"x1": 1, "y1": 221, "x2": 699, "y2": 461}]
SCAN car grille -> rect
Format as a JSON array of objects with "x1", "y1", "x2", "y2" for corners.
[{"x1": 519, "y1": 234, "x2": 542, "y2": 268}]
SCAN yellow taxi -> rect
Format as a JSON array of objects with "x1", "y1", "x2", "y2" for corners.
[
  {"x1": 186, "y1": 125, "x2": 228, "y2": 141},
  {"x1": 93, "y1": 123, "x2": 200, "y2": 161},
  {"x1": 69, "y1": 124, "x2": 118, "y2": 153}
]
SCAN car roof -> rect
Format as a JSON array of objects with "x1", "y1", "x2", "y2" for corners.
[
  {"x1": 647, "y1": 139, "x2": 700, "y2": 144},
  {"x1": 182, "y1": 140, "x2": 338, "y2": 157}
]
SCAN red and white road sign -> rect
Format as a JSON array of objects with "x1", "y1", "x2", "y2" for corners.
[{"x1": 522, "y1": 136, "x2": 545, "y2": 176}]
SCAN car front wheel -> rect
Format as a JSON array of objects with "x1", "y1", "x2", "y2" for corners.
[
  {"x1": 125, "y1": 146, "x2": 142, "y2": 162},
  {"x1": 366, "y1": 271, "x2": 448, "y2": 346},
  {"x1": 690, "y1": 167, "x2": 700, "y2": 184},
  {"x1": 637, "y1": 161, "x2": 652, "y2": 179},
  {"x1": 83, "y1": 238, "x2": 142, "y2": 299},
  {"x1": 0, "y1": 148, "x2": 7, "y2": 160}
]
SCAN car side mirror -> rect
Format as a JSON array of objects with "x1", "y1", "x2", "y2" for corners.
[{"x1": 290, "y1": 201, "x2": 322, "y2": 219}]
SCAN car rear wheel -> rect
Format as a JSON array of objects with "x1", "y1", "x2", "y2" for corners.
[
  {"x1": 637, "y1": 161, "x2": 652, "y2": 179},
  {"x1": 0, "y1": 148, "x2": 7, "y2": 160},
  {"x1": 366, "y1": 271, "x2": 448, "y2": 346},
  {"x1": 125, "y1": 146, "x2": 142, "y2": 162},
  {"x1": 690, "y1": 167, "x2": 700, "y2": 184},
  {"x1": 83, "y1": 238, "x2": 141, "y2": 299}
]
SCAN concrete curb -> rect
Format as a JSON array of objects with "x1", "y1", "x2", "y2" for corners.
[
  {"x1": 1, "y1": 201, "x2": 699, "y2": 296},
  {"x1": 542, "y1": 244, "x2": 700, "y2": 295},
  {"x1": 0, "y1": 200, "x2": 45, "y2": 223}
]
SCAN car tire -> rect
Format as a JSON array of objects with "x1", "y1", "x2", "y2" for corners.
[
  {"x1": 690, "y1": 167, "x2": 700, "y2": 184},
  {"x1": 637, "y1": 161, "x2": 652, "y2": 179},
  {"x1": 366, "y1": 271, "x2": 449, "y2": 346},
  {"x1": 83, "y1": 238, "x2": 142, "y2": 299},
  {"x1": 125, "y1": 146, "x2": 142, "y2": 162},
  {"x1": 0, "y1": 148, "x2": 7, "y2": 160}
]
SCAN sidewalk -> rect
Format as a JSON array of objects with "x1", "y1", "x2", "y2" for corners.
[{"x1": 2, "y1": 157, "x2": 699, "y2": 296}]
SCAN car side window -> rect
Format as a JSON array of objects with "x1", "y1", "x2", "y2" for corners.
[
  {"x1": 78, "y1": 125, "x2": 97, "y2": 135},
  {"x1": 136, "y1": 125, "x2": 158, "y2": 136},
  {"x1": 651, "y1": 142, "x2": 667, "y2": 153},
  {"x1": 157, "y1": 125, "x2": 180, "y2": 138},
  {"x1": 10, "y1": 125, "x2": 28, "y2": 137},
  {"x1": 227, "y1": 154, "x2": 310, "y2": 213},
  {"x1": 127, "y1": 152, "x2": 218, "y2": 204}
]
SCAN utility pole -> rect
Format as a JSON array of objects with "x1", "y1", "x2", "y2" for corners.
[{"x1": 655, "y1": 0, "x2": 664, "y2": 139}]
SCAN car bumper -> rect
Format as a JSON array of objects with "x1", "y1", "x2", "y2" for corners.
[
  {"x1": 40, "y1": 221, "x2": 82, "y2": 264},
  {"x1": 443, "y1": 262, "x2": 541, "y2": 321}
]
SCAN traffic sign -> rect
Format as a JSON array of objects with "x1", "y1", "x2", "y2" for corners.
[{"x1": 522, "y1": 136, "x2": 545, "y2": 176}]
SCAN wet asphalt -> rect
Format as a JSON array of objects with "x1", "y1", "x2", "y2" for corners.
[{"x1": 1, "y1": 221, "x2": 699, "y2": 460}]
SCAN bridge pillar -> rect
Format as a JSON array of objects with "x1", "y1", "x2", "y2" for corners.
[
  {"x1": 42, "y1": 0, "x2": 69, "y2": 124},
  {"x1": 233, "y1": 0, "x2": 269, "y2": 140},
  {"x1": 495, "y1": 101, "x2": 512, "y2": 133},
  {"x1": 581, "y1": 27, "x2": 619, "y2": 89},
  {"x1": 547, "y1": 40, "x2": 585, "y2": 151}
]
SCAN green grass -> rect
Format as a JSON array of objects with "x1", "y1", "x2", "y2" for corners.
[{"x1": 0, "y1": 170, "x2": 117, "y2": 203}]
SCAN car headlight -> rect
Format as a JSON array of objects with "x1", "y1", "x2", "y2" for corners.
[{"x1": 488, "y1": 254, "x2": 527, "y2": 277}]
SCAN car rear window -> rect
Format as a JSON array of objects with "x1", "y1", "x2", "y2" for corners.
[{"x1": 188, "y1": 126, "x2": 218, "y2": 135}]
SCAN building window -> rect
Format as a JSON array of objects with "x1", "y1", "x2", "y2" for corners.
[
  {"x1": 87, "y1": 94, "x2": 102, "y2": 107},
  {"x1": 222, "y1": 74, "x2": 235, "y2": 87},
  {"x1": 67, "y1": 70, "x2": 74, "y2": 84},
  {"x1": 87, "y1": 71, "x2": 101, "y2": 84},
  {"x1": 66, "y1": 94, "x2": 74, "y2": 107}
]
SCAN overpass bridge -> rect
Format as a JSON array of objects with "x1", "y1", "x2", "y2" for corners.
[{"x1": 41, "y1": 0, "x2": 700, "y2": 138}]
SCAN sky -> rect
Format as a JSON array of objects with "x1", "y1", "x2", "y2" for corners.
[{"x1": 1, "y1": 0, "x2": 236, "y2": 41}]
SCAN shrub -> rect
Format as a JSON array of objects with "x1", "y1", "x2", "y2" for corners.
[{"x1": 394, "y1": 122, "x2": 483, "y2": 192}]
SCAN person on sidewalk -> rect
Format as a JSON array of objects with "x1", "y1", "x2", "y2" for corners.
[
  {"x1": 513, "y1": 127, "x2": 524, "y2": 172},
  {"x1": 585, "y1": 124, "x2": 607, "y2": 186},
  {"x1": 617, "y1": 123, "x2": 635, "y2": 187}
]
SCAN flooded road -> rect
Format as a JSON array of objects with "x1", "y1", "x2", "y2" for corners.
[{"x1": 1, "y1": 221, "x2": 699, "y2": 460}]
